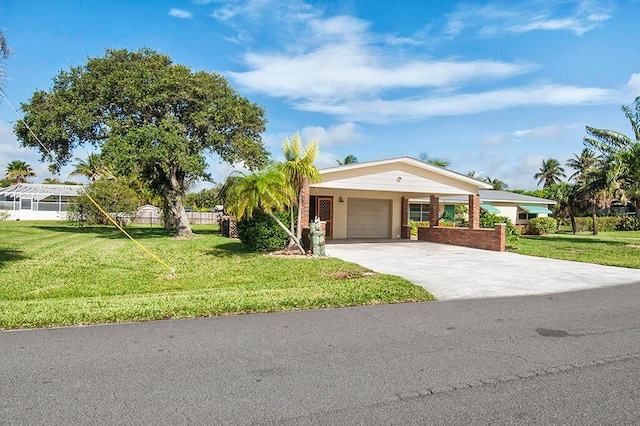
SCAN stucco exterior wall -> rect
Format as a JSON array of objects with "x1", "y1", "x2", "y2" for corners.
[{"x1": 3, "y1": 210, "x2": 67, "y2": 221}]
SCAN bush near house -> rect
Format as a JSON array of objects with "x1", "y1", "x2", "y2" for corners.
[
  {"x1": 573, "y1": 216, "x2": 627, "y2": 233},
  {"x1": 526, "y1": 217, "x2": 557, "y2": 235},
  {"x1": 236, "y1": 209, "x2": 291, "y2": 252},
  {"x1": 616, "y1": 216, "x2": 640, "y2": 231},
  {"x1": 480, "y1": 211, "x2": 518, "y2": 237}
]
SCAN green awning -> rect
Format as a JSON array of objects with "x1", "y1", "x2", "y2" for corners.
[
  {"x1": 519, "y1": 204, "x2": 552, "y2": 214},
  {"x1": 480, "y1": 203, "x2": 501, "y2": 214}
]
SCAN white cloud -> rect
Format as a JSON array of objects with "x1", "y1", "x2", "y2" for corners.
[
  {"x1": 296, "y1": 84, "x2": 621, "y2": 123},
  {"x1": 444, "y1": 0, "x2": 614, "y2": 37},
  {"x1": 481, "y1": 134, "x2": 506, "y2": 146},
  {"x1": 512, "y1": 125, "x2": 566, "y2": 139},
  {"x1": 628, "y1": 73, "x2": 640, "y2": 94},
  {"x1": 169, "y1": 8, "x2": 193, "y2": 19},
  {"x1": 300, "y1": 122, "x2": 361, "y2": 147}
]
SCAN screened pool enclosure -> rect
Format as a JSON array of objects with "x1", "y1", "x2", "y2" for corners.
[{"x1": 0, "y1": 184, "x2": 83, "y2": 220}]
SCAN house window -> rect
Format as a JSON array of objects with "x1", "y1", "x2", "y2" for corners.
[
  {"x1": 518, "y1": 212, "x2": 538, "y2": 220},
  {"x1": 409, "y1": 203, "x2": 430, "y2": 221}
]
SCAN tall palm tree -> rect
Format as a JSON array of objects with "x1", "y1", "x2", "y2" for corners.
[
  {"x1": 584, "y1": 97, "x2": 640, "y2": 220},
  {"x1": 5, "y1": 160, "x2": 36, "y2": 184},
  {"x1": 69, "y1": 153, "x2": 115, "y2": 181},
  {"x1": 566, "y1": 148, "x2": 600, "y2": 182},
  {"x1": 336, "y1": 154, "x2": 358, "y2": 165},
  {"x1": 419, "y1": 152, "x2": 451, "y2": 168},
  {"x1": 482, "y1": 176, "x2": 508, "y2": 190},
  {"x1": 222, "y1": 165, "x2": 305, "y2": 254},
  {"x1": 0, "y1": 30, "x2": 9, "y2": 96},
  {"x1": 279, "y1": 132, "x2": 321, "y2": 243},
  {"x1": 534, "y1": 158, "x2": 566, "y2": 188}
]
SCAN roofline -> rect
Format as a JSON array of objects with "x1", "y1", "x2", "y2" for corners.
[{"x1": 319, "y1": 156, "x2": 493, "y2": 189}]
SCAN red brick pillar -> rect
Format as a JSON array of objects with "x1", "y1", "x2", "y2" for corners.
[
  {"x1": 429, "y1": 195, "x2": 439, "y2": 228},
  {"x1": 300, "y1": 185, "x2": 310, "y2": 229},
  {"x1": 401, "y1": 197, "x2": 410, "y2": 239},
  {"x1": 469, "y1": 194, "x2": 480, "y2": 230}
]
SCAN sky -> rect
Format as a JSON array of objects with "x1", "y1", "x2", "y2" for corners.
[{"x1": 1, "y1": 0, "x2": 639, "y2": 191}]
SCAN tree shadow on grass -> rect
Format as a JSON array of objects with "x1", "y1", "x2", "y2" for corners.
[
  {"x1": 524, "y1": 235, "x2": 629, "y2": 246},
  {"x1": 206, "y1": 241, "x2": 253, "y2": 257},
  {"x1": 0, "y1": 249, "x2": 27, "y2": 268},
  {"x1": 33, "y1": 225, "x2": 175, "y2": 240}
]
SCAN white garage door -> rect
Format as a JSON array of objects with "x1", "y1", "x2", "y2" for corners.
[{"x1": 347, "y1": 198, "x2": 391, "y2": 238}]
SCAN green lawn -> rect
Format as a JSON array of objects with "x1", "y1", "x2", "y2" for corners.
[
  {"x1": 512, "y1": 230, "x2": 640, "y2": 269},
  {"x1": 0, "y1": 221, "x2": 434, "y2": 330}
]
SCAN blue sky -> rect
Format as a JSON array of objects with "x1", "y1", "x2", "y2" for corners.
[{"x1": 1, "y1": 0, "x2": 639, "y2": 190}]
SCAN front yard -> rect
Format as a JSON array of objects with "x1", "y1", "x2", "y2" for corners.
[
  {"x1": 0, "y1": 221, "x2": 433, "y2": 330},
  {"x1": 513, "y1": 230, "x2": 640, "y2": 269}
]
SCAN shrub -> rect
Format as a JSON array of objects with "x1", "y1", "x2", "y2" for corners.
[
  {"x1": 0, "y1": 210, "x2": 9, "y2": 221},
  {"x1": 68, "y1": 180, "x2": 139, "y2": 225},
  {"x1": 480, "y1": 211, "x2": 519, "y2": 237},
  {"x1": 617, "y1": 215, "x2": 640, "y2": 231},
  {"x1": 236, "y1": 209, "x2": 291, "y2": 252},
  {"x1": 573, "y1": 216, "x2": 628, "y2": 233},
  {"x1": 526, "y1": 217, "x2": 557, "y2": 235}
]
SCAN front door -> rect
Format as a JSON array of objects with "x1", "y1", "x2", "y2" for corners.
[{"x1": 316, "y1": 197, "x2": 333, "y2": 238}]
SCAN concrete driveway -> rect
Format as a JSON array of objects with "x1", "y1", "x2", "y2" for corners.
[{"x1": 326, "y1": 240, "x2": 640, "y2": 300}]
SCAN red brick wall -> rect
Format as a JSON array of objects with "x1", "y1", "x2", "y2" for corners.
[
  {"x1": 417, "y1": 223, "x2": 506, "y2": 251},
  {"x1": 468, "y1": 194, "x2": 480, "y2": 230},
  {"x1": 429, "y1": 195, "x2": 439, "y2": 228},
  {"x1": 401, "y1": 197, "x2": 410, "y2": 239},
  {"x1": 300, "y1": 185, "x2": 310, "y2": 229}
]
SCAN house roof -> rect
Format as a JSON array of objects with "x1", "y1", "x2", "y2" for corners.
[
  {"x1": 0, "y1": 183, "x2": 84, "y2": 200},
  {"x1": 313, "y1": 156, "x2": 493, "y2": 196},
  {"x1": 411, "y1": 189, "x2": 557, "y2": 205}
]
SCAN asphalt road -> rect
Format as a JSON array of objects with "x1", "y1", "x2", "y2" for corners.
[{"x1": 2, "y1": 283, "x2": 640, "y2": 425}]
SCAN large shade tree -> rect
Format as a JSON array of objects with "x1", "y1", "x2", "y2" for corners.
[
  {"x1": 4, "y1": 160, "x2": 36, "y2": 184},
  {"x1": 534, "y1": 158, "x2": 566, "y2": 188},
  {"x1": 14, "y1": 48, "x2": 268, "y2": 236}
]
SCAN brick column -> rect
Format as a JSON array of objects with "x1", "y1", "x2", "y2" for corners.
[
  {"x1": 469, "y1": 194, "x2": 480, "y2": 230},
  {"x1": 429, "y1": 195, "x2": 439, "y2": 228},
  {"x1": 401, "y1": 196, "x2": 410, "y2": 239},
  {"x1": 300, "y1": 185, "x2": 310, "y2": 229}
]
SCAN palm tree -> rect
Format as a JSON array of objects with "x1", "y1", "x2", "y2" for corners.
[
  {"x1": 279, "y1": 132, "x2": 321, "y2": 244},
  {"x1": 482, "y1": 177, "x2": 508, "y2": 190},
  {"x1": 5, "y1": 160, "x2": 37, "y2": 184},
  {"x1": 43, "y1": 177, "x2": 61, "y2": 184},
  {"x1": 69, "y1": 153, "x2": 115, "y2": 181},
  {"x1": 546, "y1": 182, "x2": 578, "y2": 233},
  {"x1": 584, "y1": 97, "x2": 640, "y2": 220},
  {"x1": 0, "y1": 30, "x2": 9, "y2": 96},
  {"x1": 222, "y1": 165, "x2": 305, "y2": 254},
  {"x1": 566, "y1": 148, "x2": 600, "y2": 182},
  {"x1": 419, "y1": 152, "x2": 451, "y2": 168},
  {"x1": 534, "y1": 158, "x2": 566, "y2": 188},
  {"x1": 336, "y1": 154, "x2": 358, "y2": 165}
]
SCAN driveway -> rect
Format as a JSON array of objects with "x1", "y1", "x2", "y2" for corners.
[{"x1": 326, "y1": 240, "x2": 640, "y2": 300}]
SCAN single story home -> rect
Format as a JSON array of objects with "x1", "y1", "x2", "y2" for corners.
[
  {"x1": 409, "y1": 190, "x2": 557, "y2": 226},
  {"x1": 303, "y1": 156, "x2": 508, "y2": 251},
  {"x1": 0, "y1": 183, "x2": 83, "y2": 220}
]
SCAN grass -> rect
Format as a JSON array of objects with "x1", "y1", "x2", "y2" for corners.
[
  {"x1": 511, "y1": 230, "x2": 640, "y2": 269},
  {"x1": 0, "y1": 221, "x2": 434, "y2": 330}
]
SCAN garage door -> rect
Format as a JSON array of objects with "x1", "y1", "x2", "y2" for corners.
[{"x1": 347, "y1": 198, "x2": 391, "y2": 238}]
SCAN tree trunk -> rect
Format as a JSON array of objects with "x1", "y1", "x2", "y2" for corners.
[
  {"x1": 287, "y1": 206, "x2": 298, "y2": 251},
  {"x1": 268, "y1": 211, "x2": 305, "y2": 255},
  {"x1": 570, "y1": 210, "x2": 577, "y2": 234},
  {"x1": 166, "y1": 168, "x2": 193, "y2": 237},
  {"x1": 296, "y1": 188, "x2": 304, "y2": 241},
  {"x1": 169, "y1": 195, "x2": 194, "y2": 237},
  {"x1": 592, "y1": 205, "x2": 598, "y2": 236},
  {"x1": 635, "y1": 200, "x2": 640, "y2": 223}
]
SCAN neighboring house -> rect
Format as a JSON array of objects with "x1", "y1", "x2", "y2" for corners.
[
  {"x1": 304, "y1": 156, "x2": 507, "y2": 251},
  {"x1": 410, "y1": 190, "x2": 557, "y2": 226},
  {"x1": 0, "y1": 183, "x2": 83, "y2": 220}
]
